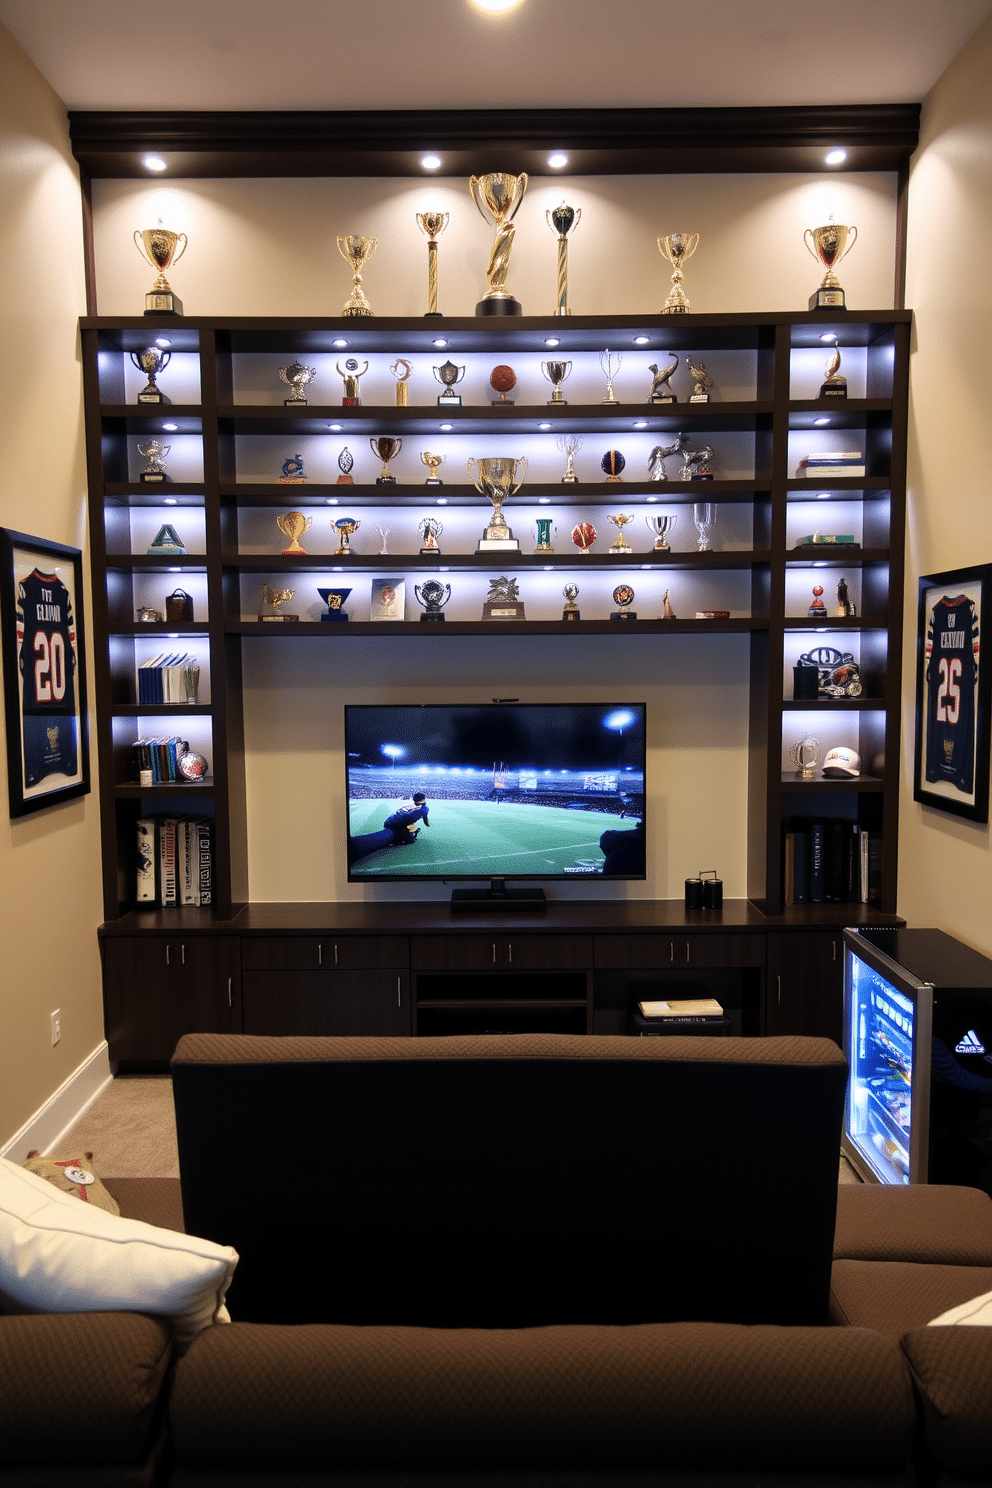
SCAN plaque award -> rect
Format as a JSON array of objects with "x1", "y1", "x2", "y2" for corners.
[
  {"x1": 820, "y1": 347, "x2": 848, "y2": 399},
  {"x1": 681, "y1": 443, "x2": 715, "y2": 481},
  {"x1": 691, "y1": 502, "x2": 717, "y2": 551},
  {"x1": 337, "y1": 358, "x2": 368, "y2": 407},
  {"x1": 337, "y1": 448, "x2": 355, "y2": 483},
  {"x1": 469, "y1": 456, "x2": 526, "y2": 553},
  {"x1": 137, "y1": 439, "x2": 170, "y2": 484},
  {"x1": 649, "y1": 355, "x2": 679, "y2": 404},
  {"x1": 371, "y1": 436, "x2": 402, "y2": 484},
  {"x1": 277, "y1": 510, "x2": 312, "y2": 555},
  {"x1": 611, "y1": 583, "x2": 636, "y2": 621},
  {"x1": 790, "y1": 735, "x2": 822, "y2": 779},
  {"x1": 373, "y1": 525, "x2": 391, "y2": 554},
  {"x1": 547, "y1": 201, "x2": 581, "y2": 316},
  {"x1": 571, "y1": 522, "x2": 597, "y2": 554},
  {"x1": 134, "y1": 222, "x2": 187, "y2": 315},
  {"x1": 131, "y1": 346, "x2": 171, "y2": 404},
  {"x1": 646, "y1": 513, "x2": 678, "y2": 551},
  {"x1": 371, "y1": 578, "x2": 406, "y2": 621},
  {"x1": 607, "y1": 513, "x2": 634, "y2": 555},
  {"x1": 562, "y1": 583, "x2": 581, "y2": 621},
  {"x1": 658, "y1": 232, "x2": 699, "y2": 314},
  {"x1": 337, "y1": 235, "x2": 377, "y2": 316},
  {"x1": 317, "y1": 586, "x2": 351, "y2": 622},
  {"x1": 649, "y1": 436, "x2": 683, "y2": 481},
  {"x1": 541, "y1": 359, "x2": 572, "y2": 404},
  {"x1": 416, "y1": 211, "x2": 449, "y2": 318},
  {"x1": 687, "y1": 356, "x2": 713, "y2": 403},
  {"x1": 808, "y1": 583, "x2": 827, "y2": 617},
  {"x1": 534, "y1": 518, "x2": 557, "y2": 553},
  {"x1": 333, "y1": 517, "x2": 361, "y2": 555},
  {"x1": 278, "y1": 360, "x2": 317, "y2": 406},
  {"x1": 415, "y1": 579, "x2": 451, "y2": 622},
  {"x1": 391, "y1": 359, "x2": 412, "y2": 407},
  {"x1": 600, "y1": 348, "x2": 621, "y2": 404},
  {"x1": 804, "y1": 218, "x2": 857, "y2": 310},
  {"x1": 469, "y1": 171, "x2": 528, "y2": 316},
  {"x1": 557, "y1": 434, "x2": 581, "y2": 484},
  {"x1": 259, "y1": 583, "x2": 297, "y2": 622},
  {"x1": 434, "y1": 360, "x2": 465, "y2": 405},
  {"x1": 601, "y1": 450, "x2": 626, "y2": 482},
  {"x1": 418, "y1": 516, "x2": 443, "y2": 556},
  {"x1": 146, "y1": 522, "x2": 185, "y2": 554},
  {"x1": 421, "y1": 451, "x2": 444, "y2": 485},
  {"x1": 482, "y1": 575, "x2": 525, "y2": 621},
  {"x1": 278, "y1": 453, "x2": 307, "y2": 483},
  {"x1": 490, "y1": 365, "x2": 517, "y2": 406}
]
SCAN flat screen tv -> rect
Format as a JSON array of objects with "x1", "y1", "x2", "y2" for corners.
[{"x1": 345, "y1": 702, "x2": 646, "y2": 906}]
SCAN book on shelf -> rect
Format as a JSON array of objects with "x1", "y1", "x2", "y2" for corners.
[
  {"x1": 137, "y1": 654, "x2": 200, "y2": 705},
  {"x1": 638, "y1": 998, "x2": 725, "y2": 1022},
  {"x1": 796, "y1": 454, "x2": 867, "y2": 479},
  {"x1": 132, "y1": 736, "x2": 191, "y2": 785},
  {"x1": 135, "y1": 815, "x2": 215, "y2": 907},
  {"x1": 783, "y1": 820, "x2": 882, "y2": 906}
]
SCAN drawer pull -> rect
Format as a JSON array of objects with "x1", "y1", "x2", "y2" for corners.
[
  {"x1": 228, "y1": 977, "x2": 232, "y2": 1008},
  {"x1": 318, "y1": 944, "x2": 322, "y2": 966},
  {"x1": 670, "y1": 943, "x2": 674, "y2": 963},
  {"x1": 165, "y1": 944, "x2": 170, "y2": 967},
  {"x1": 397, "y1": 977, "x2": 402, "y2": 1008},
  {"x1": 832, "y1": 939, "x2": 837, "y2": 962},
  {"x1": 493, "y1": 943, "x2": 497, "y2": 964},
  {"x1": 777, "y1": 975, "x2": 782, "y2": 1006},
  {"x1": 181, "y1": 944, "x2": 186, "y2": 967},
  {"x1": 685, "y1": 941, "x2": 690, "y2": 964},
  {"x1": 508, "y1": 943, "x2": 512, "y2": 964},
  {"x1": 334, "y1": 943, "x2": 339, "y2": 966}
]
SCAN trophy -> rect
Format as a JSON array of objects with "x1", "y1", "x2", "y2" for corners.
[
  {"x1": 808, "y1": 583, "x2": 827, "y2": 617},
  {"x1": 370, "y1": 436, "x2": 402, "y2": 484},
  {"x1": 681, "y1": 443, "x2": 715, "y2": 481},
  {"x1": 278, "y1": 360, "x2": 317, "y2": 406},
  {"x1": 557, "y1": 434, "x2": 582, "y2": 484},
  {"x1": 259, "y1": 583, "x2": 298, "y2": 622},
  {"x1": 421, "y1": 451, "x2": 444, "y2": 485},
  {"x1": 571, "y1": 522, "x2": 597, "y2": 554},
  {"x1": 602, "y1": 450, "x2": 625, "y2": 482},
  {"x1": 469, "y1": 456, "x2": 526, "y2": 553},
  {"x1": 687, "y1": 356, "x2": 713, "y2": 403},
  {"x1": 600, "y1": 348, "x2": 621, "y2": 404},
  {"x1": 278, "y1": 452, "x2": 306, "y2": 483},
  {"x1": 415, "y1": 579, "x2": 451, "y2": 622},
  {"x1": 373, "y1": 524, "x2": 391, "y2": 554},
  {"x1": 418, "y1": 516, "x2": 443, "y2": 556},
  {"x1": 136, "y1": 439, "x2": 170, "y2": 483},
  {"x1": 611, "y1": 583, "x2": 636, "y2": 621},
  {"x1": 562, "y1": 583, "x2": 581, "y2": 621},
  {"x1": 658, "y1": 232, "x2": 699, "y2": 314},
  {"x1": 416, "y1": 211, "x2": 449, "y2": 317},
  {"x1": 649, "y1": 436, "x2": 683, "y2": 481},
  {"x1": 821, "y1": 347, "x2": 848, "y2": 399},
  {"x1": 608, "y1": 513, "x2": 635, "y2": 555},
  {"x1": 547, "y1": 201, "x2": 581, "y2": 316},
  {"x1": 649, "y1": 355, "x2": 679, "y2": 404},
  {"x1": 469, "y1": 171, "x2": 528, "y2": 316},
  {"x1": 391, "y1": 359, "x2": 412, "y2": 407},
  {"x1": 333, "y1": 517, "x2": 361, "y2": 555},
  {"x1": 646, "y1": 513, "x2": 678, "y2": 551},
  {"x1": 691, "y1": 502, "x2": 717, "y2": 551},
  {"x1": 277, "y1": 511, "x2": 312, "y2": 555},
  {"x1": 661, "y1": 588, "x2": 677, "y2": 619},
  {"x1": 433, "y1": 360, "x2": 465, "y2": 406},
  {"x1": 482, "y1": 575, "x2": 525, "y2": 621},
  {"x1": 371, "y1": 578, "x2": 405, "y2": 620},
  {"x1": 337, "y1": 448, "x2": 355, "y2": 483},
  {"x1": 133, "y1": 221, "x2": 187, "y2": 314},
  {"x1": 337, "y1": 235, "x2": 377, "y2": 316},
  {"x1": 790, "y1": 735, "x2": 822, "y2": 779},
  {"x1": 490, "y1": 365, "x2": 517, "y2": 406},
  {"x1": 130, "y1": 346, "x2": 171, "y2": 404},
  {"x1": 836, "y1": 577, "x2": 856, "y2": 617},
  {"x1": 317, "y1": 587, "x2": 351, "y2": 622},
  {"x1": 541, "y1": 360, "x2": 572, "y2": 405},
  {"x1": 146, "y1": 522, "x2": 184, "y2": 554},
  {"x1": 804, "y1": 218, "x2": 858, "y2": 310},
  {"x1": 337, "y1": 358, "x2": 368, "y2": 407},
  {"x1": 534, "y1": 518, "x2": 557, "y2": 552}
]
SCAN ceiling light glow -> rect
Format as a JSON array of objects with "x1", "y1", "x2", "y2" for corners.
[
  {"x1": 634, "y1": 336, "x2": 650, "y2": 345},
  {"x1": 825, "y1": 148, "x2": 848, "y2": 166},
  {"x1": 547, "y1": 152, "x2": 568, "y2": 169},
  {"x1": 143, "y1": 155, "x2": 167, "y2": 172},
  {"x1": 421, "y1": 154, "x2": 442, "y2": 171},
  {"x1": 469, "y1": 0, "x2": 525, "y2": 12}
]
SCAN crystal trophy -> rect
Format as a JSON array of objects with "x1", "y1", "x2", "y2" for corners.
[
  {"x1": 691, "y1": 502, "x2": 717, "y2": 551},
  {"x1": 278, "y1": 360, "x2": 317, "y2": 406},
  {"x1": 131, "y1": 346, "x2": 171, "y2": 404},
  {"x1": 557, "y1": 434, "x2": 581, "y2": 484},
  {"x1": 373, "y1": 525, "x2": 391, "y2": 554},
  {"x1": 415, "y1": 579, "x2": 451, "y2": 622},
  {"x1": 317, "y1": 587, "x2": 352, "y2": 622},
  {"x1": 277, "y1": 511, "x2": 312, "y2": 555},
  {"x1": 790, "y1": 735, "x2": 822, "y2": 779}
]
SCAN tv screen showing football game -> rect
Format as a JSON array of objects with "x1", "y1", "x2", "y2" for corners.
[{"x1": 345, "y1": 703, "x2": 646, "y2": 883}]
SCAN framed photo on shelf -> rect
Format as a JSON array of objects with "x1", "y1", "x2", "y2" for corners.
[
  {"x1": 913, "y1": 562, "x2": 990, "y2": 823},
  {"x1": 0, "y1": 528, "x2": 90, "y2": 818}
]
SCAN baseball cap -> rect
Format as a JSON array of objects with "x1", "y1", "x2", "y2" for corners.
[{"x1": 822, "y1": 746, "x2": 861, "y2": 778}]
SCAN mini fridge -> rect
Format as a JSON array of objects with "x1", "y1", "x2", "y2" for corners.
[{"x1": 842, "y1": 927, "x2": 992, "y2": 1190}]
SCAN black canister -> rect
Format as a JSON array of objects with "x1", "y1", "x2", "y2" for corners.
[
  {"x1": 793, "y1": 664, "x2": 820, "y2": 700},
  {"x1": 684, "y1": 877, "x2": 704, "y2": 909},
  {"x1": 700, "y1": 870, "x2": 723, "y2": 909}
]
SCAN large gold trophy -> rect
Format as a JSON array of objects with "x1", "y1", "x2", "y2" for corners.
[
  {"x1": 133, "y1": 221, "x2": 187, "y2": 315},
  {"x1": 337, "y1": 235, "x2": 377, "y2": 317},
  {"x1": 804, "y1": 219, "x2": 858, "y2": 310},
  {"x1": 416, "y1": 211, "x2": 449, "y2": 317},
  {"x1": 469, "y1": 456, "x2": 527, "y2": 552},
  {"x1": 658, "y1": 232, "x2": 698, "y2": 314},
  {"x1": 469, "y1": 172, "x2": 528, "y2": 317}
]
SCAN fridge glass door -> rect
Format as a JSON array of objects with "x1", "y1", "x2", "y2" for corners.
[{"x1": 846, "y1": 950, "x2": 916, "y2": 1183}]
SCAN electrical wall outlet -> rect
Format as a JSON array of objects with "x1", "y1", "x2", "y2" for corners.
[{"x1": 50, "y1": 1009, "x2": 61, "y2": 1046}]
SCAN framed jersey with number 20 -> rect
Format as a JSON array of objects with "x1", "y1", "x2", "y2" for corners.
[{"x1": 914, "y1": 563, "x2": 990, "y2": 823}]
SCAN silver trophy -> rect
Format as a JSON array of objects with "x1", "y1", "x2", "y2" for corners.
[
  {"x1": 541, "y1": 359, "x2": 572, "y2": 404},
  {"x1": 373, "y1": 524, "x2": 391, "y2": 555},
  {"x1": 433, "y1": 359, "x2": 466, "y2": 406},
  {"x1": 646, "y1": 514, "x2": 678, "y2": 551},
  {"x1": 415, "y1": 579, "x2": 451, "y2": 622},
  {"x1": 130, "y1": 346, "x2": 171, "y2": 404},
  {"x1": 648, "y1": 436, "x2": 683, "y2": 481},
  {"x1": 468, "y1": 456, "x2": 527, "y2": 553},
  {"x1": 681, "y1": 443, "x2": 715, "y2": 481},
  {"x1": 648, "y1": 355, "x2": 679, "y2": 404},
  {"x1": 136, "y1": 439, "x2": 170, "y2": 483},
  {"x1": 279, "y1": 360, "x2": 317, "y2": 405},
  {"x1": 600, "y1": 347, "x2": 622, "y2": 404},
  {"x1": 557, "y1": 433, "x2": 582, "y2": 484},
  {"x1": 691, "y1": 502, "x2": 717, "y2": 551},
  {"x1": 418, "y1": 516, "x2": 443, "y2": 556},
  {"x1": 561, "y1": 583, "x2": 580, "y2": 621},
  {"x1": 687, "y1": 356, "x2": 713, "y2": 403}
]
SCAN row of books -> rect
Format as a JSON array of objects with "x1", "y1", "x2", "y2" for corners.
[
  {"x1": 136, "y1": 817, "x2": 214, "y2": 907},
  {"x1": 137, "y1": 653, "x2": 201, "y2": 704},
  {"x1": 132, "y1": 737, "x2": 192, "y2": 784},
  {"x1": 784, "y1": 819, "x2": 881, "y2": 905},
  {"x1": 796, "y1": 450, "x2": 867, "y2": 479}
]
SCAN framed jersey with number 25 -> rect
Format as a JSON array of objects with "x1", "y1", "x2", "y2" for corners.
[{"x1": 914, "y1": 563, "x2": 990, "y2": 823}]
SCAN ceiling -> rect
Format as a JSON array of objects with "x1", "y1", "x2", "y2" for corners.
[{"x1": 2, "y1": 0, "x2": 991, "y2": 113}]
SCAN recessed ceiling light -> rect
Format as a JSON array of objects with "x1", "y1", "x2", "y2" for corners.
[
  {"x1": 820, "y1": 332, "x2": 837, "y2": 343},
  {"x1": 155, "y1": 336, "x2": 171, "y2": 348},
  {"x1": 164, "y1": 497, "x2": 177, "y2": 505},
  {"x1": 646, "y1": 496, "x2": 658, "y2": 503},
  {"x1": 469, "y1": 0, "x2": 524, "y2": 12},
  {"x1": 436, "y1": 498, "x2": 447, "y2": 505},
  {"x1": 634, "y1": 336, "x2": 651, "y2": 346},
  {"x1": 439, "y1": 423, "x2": 453, "y2": 431},
  {"x1": 143, "y1": 155, "x2": 167, "y2": 172},
  {"x1": 538, "y1": 422, "x2": 551, "y2": 430},
  {"x1": 825, "y1": 148, "x2": 848, "y2": 166},
  {"x1": 421, "y1": 154, "x2": 442, "y2": 171},
  {"x1": 161, "y1": 422, "x2": 178, "y2": 431},
  {"x1": 817, "y1": 491, "x2": 832, "y2": 499},
  {"x1": 332, "y1": 338, "x2": 348, "y2": 348},
  {"x1": 329, "y1": 423, "x2": 342, "y2": 431},
  {"x1": 543, "y1": 565, "x2": 553, "y2": 571},
  {"x1": 538, "y1": 497, "x2": 550, "y2": 505},
  {"x1": 634, "y1": 421, "x2": 647, "y2": 429},
  {"x1": 326, "y1": 499, "x2": 338, "y2": 505},
  {"x1": 547, "y1": 152, "x2": 568, "y2": 169},
  {"x1": 544, "y1": 337, "x2": 560, "y2": 347},
  {"x1": 813, "y1": 417, "x2": 831, "y2": 426},
  {"x1": 433, "y1": 337, "x2": 448, "y2": 347}
]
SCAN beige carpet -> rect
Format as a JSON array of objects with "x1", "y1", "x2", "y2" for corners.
[{"x1": 61, "y1": 1074, "x2": 179, "y2": 1178}]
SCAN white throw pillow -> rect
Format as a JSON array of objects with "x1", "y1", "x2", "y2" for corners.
[
  {"x1": 928, "y1": 1288, "x2": 992, "y2": 1326},
  {"x1": 0, "y1": 1156, "x2": 237, "y2": 1346}
]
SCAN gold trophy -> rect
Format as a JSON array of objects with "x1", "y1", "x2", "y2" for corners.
[
  {"x1": 658, "y1": 232, "x2": 699, "y2": 314},
  {"x1": 279, "y1": 361, "x2": 317, "y2": 406},
  {"x1": 541, "y1": 360, "x2": 572, "y2": 404},
  {"x1": 546, "y1": 202, "x2": 581, "y2": 316},
  {"x1": 469, "y1": 171, "x2": 528, "y2": 317},
  {"x1": 820, "y1": 346, "x2": 848, "y2": 399},
  {"x1": 371, "y1": 437, "x2": 402, "y2": 484},
  {"x1": 805, "y1": 218, "x2": 858, "y2": 310},
  {"x1": 259, "y1": 584, "x2": 298, "y2": 622},
  {"x1": 607, "y1": 513, "x2": 635, "y2": 555},
  {"x1": 332, "y1": 516, "x2": 361, "y2": 556},
  {"x1": 276, "y1": 511, "x2": 312, "y2": 556},
  {"x1": 134, "y1": 221, "x2": 187, "y2": 314},
  {"x1": 468, "y1": 456, "x2": 527, "y2": 553},
  {"x1": 337, "y1": 235, "x2": 377, "y2": 317},
  {"x1": 416, "y1": 211, "x2": 449, "y2": 317},
  {"x1": 391, "y1": 359, "x2": 412, "y2": 407},
  {"x1": 421, "y1": 451, "x2": 444, "y2": 485}
]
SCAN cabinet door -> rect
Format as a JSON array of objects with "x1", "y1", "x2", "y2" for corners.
[
  {"x1": 103, "y1": 936, "x2": 242, "y2": 1063},
  {"x1": 242, "y1": 969, "x2": 410, "y2": 1036},
  {"x1": 765, "y1": 931, "x2": 844, "y2": 1042}
]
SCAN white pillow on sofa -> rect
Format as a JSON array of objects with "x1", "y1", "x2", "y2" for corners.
[
  {"x1": 0, "y1": 1157, "x2": 237, "y2": 1346},
  {"x1": 928, "y1": 1288, "x2": 992, "y2": 1326}
]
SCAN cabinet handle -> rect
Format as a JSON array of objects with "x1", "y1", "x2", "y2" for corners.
[
  {"x1": 334, "y1": 943, "x2": 339, "y2": 966},
  {"x1": 493, "y1": 943, "x2": 497, "y2": 964},
  {"x1": 397, "y1": 977, "x2": 402, "y2": 1008},
  {"x1": 318, "y1": 944, "x2": 322, "y2": 966},
  {"x1": 832, "y1": 940, "x2": 837, "y2": 962},
  {"x1": 685, "y1": 941, "x2": 690, "y2": 964},
  {"x1": 777, "y1": 975, "x2": 782, "y2": 1006},
  {"x1": 508, "y1": 943, "x2": 512, "y2": 964},
  {"x1": 228, "y1": 977, "x2": 232, "y2": 1008},
  {"x1": 165, "y1": 944, "x2": 170, "y2": 967},
  {"x1": 181, "y1": 944, "x2": 185, "y2": 966},
  {"x1": 670, "y1": 942, "x2": 674, "y2": 963}
]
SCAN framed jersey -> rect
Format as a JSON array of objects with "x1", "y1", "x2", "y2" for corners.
[
  {"x1": 914, "y1": 563, "x2": 990, "y2": 823},
  {"x1": 1, "y1": 529, "x2": 90, "y2": 817}
]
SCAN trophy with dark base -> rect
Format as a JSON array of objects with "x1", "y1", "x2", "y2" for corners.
[
  {"x1": 820, "y1": 347, "x2": 848, "y2": 398},
  {"x1": 562, "y1": 584, "x2": 581, "y2": 621},
  {"x1": 258, "y1": 584, "x2": 298, "y2": 622},
  {"x1": 371, "y1": 437, "x2": 402, "y2": 484},
  {"x1": 415, "y1": 579, "x2": 451, "y2": 622},
  {"x1": 649, "y1": 355, "x2": 679, "y2": 404},
  {"x1": 434, "y1": 360, "x2": 465, "y2": 406},
  {"x1": 482, "y1": 575, "x2": 525, "y2": 621},
  {"x1": 421, "y1": 451, "x2": 444, "y2": 485},
  {"x1": 611, "y1": 583, "x2": 637, "y2": 621},
  {"x1": 333, "y1": 517, "x2": 360, "y2": 556},
  {"x1": 279, "y1": 361, "x2": 317, "y2": 406},
  {"x1": 416, "y1": 211, "x2": 449, "y2": 318},
  {"x1": 490, "y1": 365, "x2": 516, "y2": 406},
  {"x1": 318, "y1": 587, "x2": 351, "y2": 622},
  {"x1": 134, "y1": 223, "x2": 187, "y2": 314},
  {"x1": 419, "y1": 517, "x2": 443, "y2": 556},
  {"x1": 547, "y1": 201, "x2": 581, "y2": 316},
  {"x1": 542, "y1": 359, "x2": 572, "y2": 404},
  {"x1": 805, "y1": 219, "x2": 858, "y2": 310},
  {"x1": 469, "y1": 171, "x2": 528, "y2": 317},
  {"x1": 137, "y1": 440, "x2": 170, "y2": 484},
  {"x1": 131, "y1": 347, "x2": 171, "y2": 403},
  {"x1": 337, "y1": 359, "x2": 368, "y2": 407},
  {"x1": 687, "y1": 356, "x2": 713, "y2": 403},
  {"x1": 646, "y1": 513, "x2": 678, "y2": 551},
  {"x1": 469, "y1": 456, "x2": 526, "y2": 553}
]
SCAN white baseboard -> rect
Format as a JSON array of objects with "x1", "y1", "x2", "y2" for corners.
[{"x1": 0, "y1": 1042, "x2": 112, "y2": 1162}]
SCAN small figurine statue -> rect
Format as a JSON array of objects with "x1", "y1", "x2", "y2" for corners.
[
  {"x1": 835, "y1": 576, "x2": 856, "y2": 616},
  {"x1": 662, "y1": 589, "x2": 677, "y2": 619},
  {"x1": 649, "y1": 435, "x2": 683, "y2": 481},
  {"x1": 681, "y1": 443, "x2": 715, "y2": 481},
  {"x1": 648, "y1": 355, "x2": 679, "y2": 403},
  {"x1": 336, "y1": 357, "x2": 369, "y2": 406},
  {"x1": 686, "y1": 355, "x2": 713, "y2": 402},
  {"x1": 808, "y1": 583, "x2": 827, "y2": 617}
]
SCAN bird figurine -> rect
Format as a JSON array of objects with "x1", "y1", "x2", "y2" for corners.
[
  {"x1": 686, "y1": 356, "x2": 713, "y2": 401},
  {"x1": 820, "y1": 347, "x2": 847, "y2": 398},
  {"x1": 648, "y1": 355, "x2": 679, "y2": 402},
  {"x1": 648, "y1": 435, "x2": 684, "y2": 482}
]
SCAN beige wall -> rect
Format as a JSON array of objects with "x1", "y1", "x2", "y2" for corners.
[
  {"x1": 899, "y1": 11, "x2": 992, "y2": 954},
  {"x1": 0, "y1": 23, "x2": 106, "y2": 1147}
]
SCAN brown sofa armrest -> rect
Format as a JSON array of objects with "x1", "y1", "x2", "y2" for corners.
[
  {"x1": 901, "y1": 1325, "x2": 992, "y2": 1481},
  {"x1": 830, "y1": 1259, "x2": 992, "y2": 1340},
  {"x1": 834, "y1": 1184, "x2": 992, "y2": 1264}
]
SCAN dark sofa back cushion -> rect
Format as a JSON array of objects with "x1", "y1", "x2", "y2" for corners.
[{"x1": 172, "y1": 1032, "x2": 847, "y2": 1329}]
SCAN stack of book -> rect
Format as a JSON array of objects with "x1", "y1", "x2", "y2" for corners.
[
  {"x1": 132, "y1": 737, "x2": 194, "y2": 784},
  {"x1": 137, "y1": 654, "x2": 200, "y2": 704},
  {"x1": 795, "y1": 450, "x2": 867, "y2": 479},
  {"x1": 784, "y1": 819, "x2": 881, "y2": 905},
  {"x1": 637, "y1": 998, "x2": 725, "y2": 1024},
  {"x1": 136, "y1": 817, "x2": 214, "y2": 907}
]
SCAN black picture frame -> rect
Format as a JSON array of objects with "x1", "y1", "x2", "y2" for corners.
[
  {"x1": 913, "y1": 563, "x2": 990, "y2": 823},
  {"x1": 0, "y1": 528, "x2": 90, "y2": 818}
]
